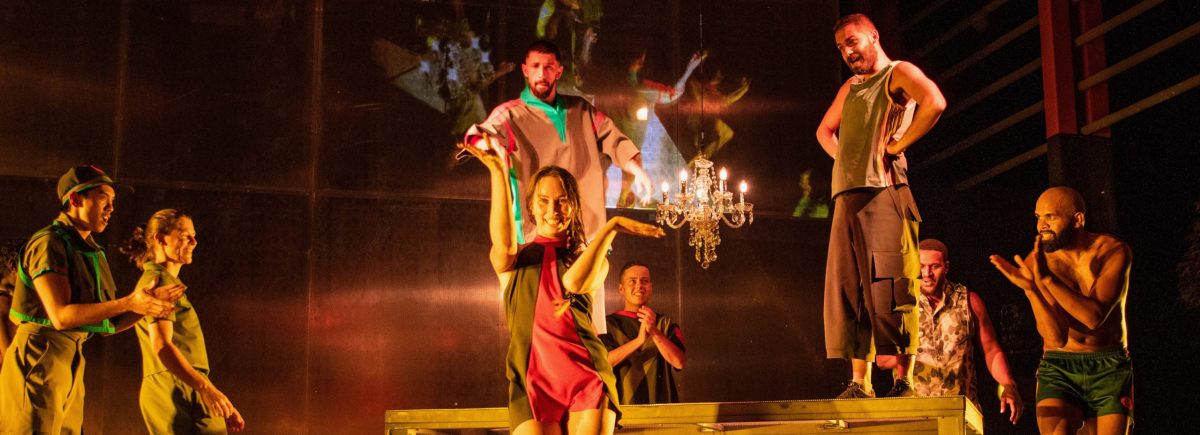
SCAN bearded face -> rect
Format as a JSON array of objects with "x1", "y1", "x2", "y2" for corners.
[
  {"x1": 1041, "y1": 223, "x2": 1075, "y2": 253},
  {"x1": 844, "y1": 42, "x2": 877, "y2": 75},
  {"x1": 1035, "y1": 188, "x2": 1087, "y2": 253},
  {"x1": 522, "y1": 51, "x2": 562, "y2": 102},
  {"x1": 835, "y1": 24, "x2": 879, "y2": 75}
]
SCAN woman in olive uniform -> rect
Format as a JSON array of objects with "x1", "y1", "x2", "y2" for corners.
[{"x1": 120, "y1": 209, "x2": 245, "y2": 434}]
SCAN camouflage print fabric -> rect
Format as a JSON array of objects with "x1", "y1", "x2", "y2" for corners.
[{"x1": 913, "y1": 281, "x2": 978, "y2": 408}]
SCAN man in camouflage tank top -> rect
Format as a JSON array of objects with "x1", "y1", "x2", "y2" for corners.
[{"x1": 911, "y1": 239, "x2": 1023, "y2": 425}]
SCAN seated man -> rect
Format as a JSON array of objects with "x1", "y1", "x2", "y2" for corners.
[{"x1": 601, "y1": 262, "x2": 686, "y2": 404}]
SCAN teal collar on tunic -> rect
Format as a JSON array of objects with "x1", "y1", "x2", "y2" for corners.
[{"x1": 521, "y1": 86, "x2": 567, "y2": 143}]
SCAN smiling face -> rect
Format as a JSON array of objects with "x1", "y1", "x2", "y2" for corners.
[
  {"x1": 71, "y1": 185, "x2": 116, "y2": 234},
  {"x1": 159, "y1": 216, "x2": 197, "y2": 266},
  {"x1": 1034, "y1": 188, "x2": 1086, "y2": 253},
  {"x1": 530, "y1": 174, "x2": 574, "y2": 239},
  {"x1": 619, "y1": 265, "x2": 653, "y2": 310},
  {"x1": 835, "y1": 22, "x2": 879, "y2": 75},
  {"x1": 522, "y1": 51, "x2": 563, "y2": 102}
]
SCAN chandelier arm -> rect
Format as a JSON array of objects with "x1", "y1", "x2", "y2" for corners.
[{"x1": 719, "y1": 214, "x2": 746, "y2": 228}]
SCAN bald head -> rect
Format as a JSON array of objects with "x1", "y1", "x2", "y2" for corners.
[
  {"x1": 1038, "y1": 186, "x2": 1086, "y2": 215},
  {"x1": 1035, "y1": 186, "x2": 1087, "y2": 252}
]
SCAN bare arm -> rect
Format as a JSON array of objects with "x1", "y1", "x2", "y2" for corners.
[
  {"x1": 815, "y1": 80, "x2": 852, "y2": 159},
  {"x1": 620, "y1": 154, "x2": 653, "y2": 205},
  {"x1": 1035, "y1": 242, "x2": 1131, "y2": 330},
  {"x1": 885, "y1": 62, "x2": 947, "y2": 155},
  {"x1": 1024, "y1": 286, "x2": 1069, "y2": 349},
  {"x1": 114, "y1": 278, "x2": 188, "y2": 333},
  {"x1": 990, "y1": 252, "x2": 1069, "y2": 348},
  {"x1": 110, "y1": 312, "x2": 146, "y2": 333},
  {"x1": 606, "y1": 326, "x2": 646, "y2": 367},
  {"x1": 971, "y1": 292, "x2": 1023, "y2": 424},
  {"x1": 461, "y1": 140, "x2": 519, "y2": 274},
  {"x1": 150, "y1": 320, "x2": 245, "y2": 431},
  {"x1": 661, "y1": 52, "x2": 706, "y2": 105},
  {"x1": 561, "y1": 217, "x2": 664, "y2": 295},
  {"x1": 649, "y1": 326, "x2": 686, "y2": 370},
  {"x1": 32, "y1": 274, "x2": 177, "y2": 331},
  {"x1": 636, "y1": 306, "x2": 685, "y2": 369}
]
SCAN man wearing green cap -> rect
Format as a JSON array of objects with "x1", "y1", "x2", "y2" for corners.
[{"x1": 0, "y1": 165, "x2": 184, "y2": 434}]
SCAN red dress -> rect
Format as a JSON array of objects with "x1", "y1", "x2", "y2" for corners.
[{"x1": 524, "y1": 236, "x2": 606, "y2": 422}]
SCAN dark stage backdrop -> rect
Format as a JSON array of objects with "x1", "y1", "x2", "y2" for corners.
[{"x1": 0, "y1": 1, "x2": 842, "y2": 433}]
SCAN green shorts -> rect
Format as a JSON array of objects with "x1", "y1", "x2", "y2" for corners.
[{"x1": 1036, "y1": 350, "x2": 1134, "y2": 419}]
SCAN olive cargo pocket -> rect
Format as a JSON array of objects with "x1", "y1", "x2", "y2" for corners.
[{"x1": 871, "y1": 251, "x2": 918, "y2": 313}]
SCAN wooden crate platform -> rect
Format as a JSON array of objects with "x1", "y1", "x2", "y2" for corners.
[{"x1": 385, "y1": 396, "x2": 983, "y2": 434}]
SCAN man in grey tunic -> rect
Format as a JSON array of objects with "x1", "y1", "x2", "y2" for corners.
[
  {"x1": 814, "y1": 13, "x2": 946, "y2": 398},
  {"x1": 464, "y1": 40, "x2": 653, "y2": 332},
  {"x1": 464, "y1": 40, "x2": 652, "y2": 242}
]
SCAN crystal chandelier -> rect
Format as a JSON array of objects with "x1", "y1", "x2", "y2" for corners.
[{"x1": 656, "y1": 155, "x2": 753, "y2": 269}]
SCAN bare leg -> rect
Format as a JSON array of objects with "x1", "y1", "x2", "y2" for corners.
[
  {"x1": 874, "y1": 354, "x2": 898, "y2": 370},
  {"x1": 698, "y1": 119, "x2": 735, "y2": 159},
  {"x1": 566, "y1": 396, "x2": 613, "y2": 435},
  {"x1": 714, "y1": 119, "x2": 734, "y2": 153},
  {"x1": 514, "y1": 419, "x2": 563, "y2": 435},
  {"x1": 851, "y1": 358, "x2": 874, "y2": 393},
  {"x1": 1080, "y1": 418, "x2": 1095, "y2": 435},
  {"x1": 601, "y1": 407, "x2": 617, "y2": 435},
  {"x1": 1036, "y1": 398, "x2": 1084, "y2": 435},
  {"x1": 892, "y1": 354, "x2": 915, "y2": 384},
  {"x1": 1092, "y1": 414, "x2": 1129, "y2": 435}
]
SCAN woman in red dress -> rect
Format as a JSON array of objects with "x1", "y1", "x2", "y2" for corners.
[{"x1": 462, "y1": 140, "x2": 663, "y2": 435}]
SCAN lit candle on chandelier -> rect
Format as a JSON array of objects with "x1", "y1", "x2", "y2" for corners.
[
  {"x1": 679, "y1": 169, "x2": 689, "y2": 196},
  {"x1": 739, "y1": 181, "x2": 748, "y2": 206},
  {"x1": 718, "y1": 167, "x2": 728, "y2": 193},
  {"x1": 661, "y1": 181, "x2": 670, "y2": 204}
]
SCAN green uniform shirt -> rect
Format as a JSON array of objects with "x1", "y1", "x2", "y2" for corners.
[
  {"x1": 10, "y1": 213, "x2": 117, "y2": 333},
  {"x1": 135, "y1": 263, "x2": 209, "y2": 377}
]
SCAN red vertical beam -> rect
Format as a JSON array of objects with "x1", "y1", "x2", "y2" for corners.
[
  {"x1": 1038, "y1": 0, "x2": 1078, "y2": 136},
  {"x1": 1077, "y1": 0, "x2": 1111, "y2": 137}
]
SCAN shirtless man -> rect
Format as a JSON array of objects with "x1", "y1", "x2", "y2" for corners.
[{"x1": 990, "y1": 186, "x2": 1133, "y2": 435}]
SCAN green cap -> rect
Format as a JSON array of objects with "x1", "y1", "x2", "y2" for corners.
[{"x1": 57, "y1": 165, "x2": 124, "y2": 205}]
